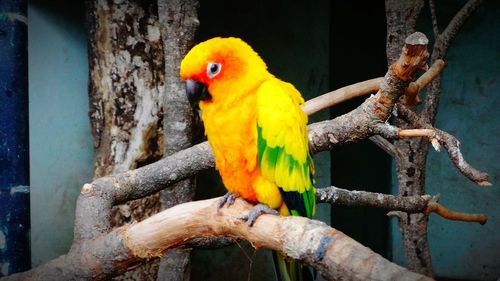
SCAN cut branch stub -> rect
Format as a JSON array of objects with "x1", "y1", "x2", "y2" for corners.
[
  {"x1": 371, "y1": 32, "x2": 430, "y2": 120},
  {"x1": 392, "y1": 32, "x2": 430, "y2": 81}
]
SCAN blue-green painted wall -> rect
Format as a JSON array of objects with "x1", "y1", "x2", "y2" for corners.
[
  {"x1": 391, "y1": 2, "x2": 500, "y2": 279},
  {"x1": 28, "y1": 0, "x2": 93, "y2": 267}
]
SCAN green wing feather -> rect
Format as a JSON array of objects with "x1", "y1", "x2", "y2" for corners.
[{"x1": 256, "y1": 79, "x2": 315, "y2": 218}]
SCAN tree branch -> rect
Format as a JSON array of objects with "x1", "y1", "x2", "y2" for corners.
[
  {"x1": 302, "y1": 77, "x2": 382, "y2": 116},
  {"x1": 369, "y1": 135, "x2": 399, "y2": 158},
  {"x1": 316, "y1": 186, "x2": 432, "y2": 213},
  {"x1": 395, "y1": 104, "x2": 491, "y2": 186},
  {"x1": 428, "y1": 0, "x2": 440, "y2": 37},
  {"x1": 434, "y1": 0, "x2": 483, "y2": 59},
  {"x1": 404, "y1": 59, "x2": 445, "y2": 106},
  {"x1": 424, "y1": 202, "x2": 487, "y2": 225},
  {"x1": 317, "y1": 186, "x2": 487, "y2": 225},
  {"x1": 422, "y1": 0, "x2": 483, "y2": 123}
]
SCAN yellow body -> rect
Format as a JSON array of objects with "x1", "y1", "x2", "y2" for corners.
[{"x1": 180, "y1": 37, "x2": 315, "y2": 218}]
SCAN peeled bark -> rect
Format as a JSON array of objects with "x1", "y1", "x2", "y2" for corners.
[{"x1": 86, "y1": 0, "x2": 165, "y2": 279}]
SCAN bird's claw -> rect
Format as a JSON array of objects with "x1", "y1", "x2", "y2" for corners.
[
  {"x1": 217, "y1": 192, "x2": 238, "y2": 213},
  {"x1": 239, "y1": 204, "x2": 280, "y2": 226}
]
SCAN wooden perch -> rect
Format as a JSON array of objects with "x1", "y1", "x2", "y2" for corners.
[
  {"x1": 3, "y1": 198, "x2": 432, "y2": 281},
  {"x1": 123, "y1": 198, "x2": 434, "y2": 281}
]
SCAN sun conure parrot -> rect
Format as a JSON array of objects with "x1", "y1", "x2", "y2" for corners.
[{"x1": 180, "y1": 37, "x2": 315, "y2": 281}]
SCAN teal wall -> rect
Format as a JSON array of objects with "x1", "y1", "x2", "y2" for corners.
[
  {"x1": 391, "y1": 1, "x2": 500, "y2": 279},
  {"x1": 28, "y1": 0, "x2": 93, "y2": 267}
]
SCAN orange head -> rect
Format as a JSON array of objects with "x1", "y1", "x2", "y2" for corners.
[{"x1": 180, "y1": 37, "x2": 270, "y2": 105}]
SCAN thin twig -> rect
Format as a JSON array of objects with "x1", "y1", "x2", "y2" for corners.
[
  {"x1": 424, "y1": 202, "x2": 487, "y2": 224},
  {"x1": 423, "y1": 0, "x2": 483, "y2": 122},
  {"x1": 428, "y1": 0, "x2": 440, "y2": 36},
  {"x1": 395, "y1": 104, "x2": 491, "y2": 186},
  {"x1": 436, "y1": 0, "x2": 484, "y2": 58},
  {"x1": 399, "y1": 129, "x2": 435, "y2": 138}
]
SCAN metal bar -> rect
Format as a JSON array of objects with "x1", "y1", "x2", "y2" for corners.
[{"x1": 0, "y1": 0, "x2": 30, "y2": 276}]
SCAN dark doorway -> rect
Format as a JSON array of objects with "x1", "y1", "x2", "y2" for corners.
[{"x1": 330, "y1": 1, "x2": 392, "y2": 258}]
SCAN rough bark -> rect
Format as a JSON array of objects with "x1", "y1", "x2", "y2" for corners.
[
  {"x1": 385, "y1": 0, "x2": 425, "y2": 64},
  {"x1": 385, "y1": 0, "x2": 483, "y2": 276},
  {"x1": 385, "y1": 0, "x2": 433, "y2": 276},
  {"x1": 86, "y1": 0, "x2": 165, "y2": 279},
  {"x1": 156, "y1": 0, "x2": 199, "y2": 280}
]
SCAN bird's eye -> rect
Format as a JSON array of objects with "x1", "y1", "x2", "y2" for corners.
[{"x1": 207, "y1": 62, "x2": 222, "y2": 78}]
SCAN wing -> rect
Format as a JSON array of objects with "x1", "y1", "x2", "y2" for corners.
[{"x1": 257, "y1": 78, "x2": 315, "y2": 218}]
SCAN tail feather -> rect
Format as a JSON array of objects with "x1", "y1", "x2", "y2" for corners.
[{"x1": 272, "y1": 251, "x2": 313, "y2": 281}]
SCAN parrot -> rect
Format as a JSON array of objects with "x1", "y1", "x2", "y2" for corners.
[{"x1": 180, "y1": 37, "x2": 315, "y2": 281}]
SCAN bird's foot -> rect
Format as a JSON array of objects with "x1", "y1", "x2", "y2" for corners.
[
  {"x1": 240, "y1": 204, "x2": 280, "y2": 226},
  {"x1": 216, "y1": 192, "x2": 238, "y2": 213}
]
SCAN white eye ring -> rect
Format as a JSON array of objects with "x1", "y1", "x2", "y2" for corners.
[{"x1": 207, "y1": 62, "x2": 222, "y2": 78}]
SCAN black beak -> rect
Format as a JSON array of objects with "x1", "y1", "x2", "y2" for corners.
[{"x1": 185, "y1": 79, "x2": 212, "y2": 104}]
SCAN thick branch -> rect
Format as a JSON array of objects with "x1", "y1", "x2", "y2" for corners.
[
  {"x1": 6, "y1": 198, "x2": 432, "y2": 281},
  {"x1": 73, "y1": 142, "x2": 214, "y2": 241},
  {"x1": 309, "y1": 32, "x2": 429, "y2": 152}
]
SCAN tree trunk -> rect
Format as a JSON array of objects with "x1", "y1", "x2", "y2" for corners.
[
  {"x1": 385, "y1": 0, "x2": 434, "y2": 276},
  {"x1": 86, "y1": 0, "x2": 165, "y2": 279},
  {"x1": 156, "y1": 1, "x2": 199, "y2": 280},
  {"x1": 385, "y1": 0, "x2": 482, "y2": 276}
]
